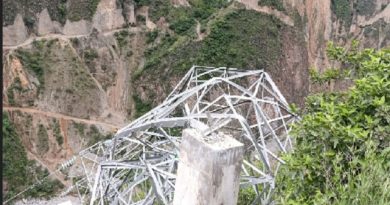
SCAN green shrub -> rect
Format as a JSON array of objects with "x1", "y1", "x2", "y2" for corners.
[
  {"x1": 355, "y1": 0, "x2": 376, "y2": 16},
  {"x1": 67, "y1": 0, "x2": 100, "y2": 21},
  {"x1": 146, "y1": 30, "x2": 159, "y2": 44},
  {"x1": 237, "y1": 186, "x2": 256, "y2": 205},
  {"x1": 87, "y1": 125, "x2": 112, "y2": 146},
  {"x1": 258, "y1": 0, "x2": 285, "y2": 11},
  {"x1": 73, "y1": 122, "x2": 86, "y2": 135},
  {"x1": 84, "y1": 48, "x2": 99, "y2": 66},
  {"x1": 114, "y1": 30, "x2": 131, "y2": 49},
  {"x1": 53, "y1": 120, "x2": 63, "y2": 146},
  {"x1": 37, "y1": 124, "x2": 49, "y2": 155},
  {"x1": 169, "y1": 18, "x2": 196, "y2": 35},
  {"x1": 15, "y1": 49, "x2": 45, "y2": 91},
  {"x1": 3, "y1": 113, "x2": 30, "y2": 200},
  {"x1": 331, "y1": 0, "x2": 352, "y2": 27},
  {"x1": 136, "y1": 15, "x2": 146, "y2": 24},
  {"x1": 274, "y1": 45, "x2": 390, "y2": 204},
  {"x1": 138, "y1": 10, "x2": 283, "y2": 80},
  {"x1": 133, "y1": 95, "x2": 152, "y2": 118}
]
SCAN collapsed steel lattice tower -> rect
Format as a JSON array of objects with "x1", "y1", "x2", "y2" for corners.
[{"x1": 65, "y1": 66, "x2": 298, "y2": 204}]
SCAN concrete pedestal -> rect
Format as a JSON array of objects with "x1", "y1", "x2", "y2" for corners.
[{"x1": 173, "y1": 129, "x2": 244, "y2": 205}]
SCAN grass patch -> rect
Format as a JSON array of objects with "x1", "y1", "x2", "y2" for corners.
[
  {"x1": 146, "y1": 30, "x2": 159, "y2": 44},
  {"x1": 3, "y1": 113, "x2": 64, "y2": 201},
  {"x1": 133, "y1": 95, "x2": 152, "y2": 118},
  {"x1": 83, "y1": 48, "x2": 99, "y2": 68},
  {"x1": 331, "y1": 0, "x2": 352, "y2": 28},
  {"x1": 87, "y1": 125, "x2": 112, "y2": 146},
  {"x1": 355, "y1": 0, "x2": 376, "y2": 16},
  {"x1": 114, "y1": 30, "x2": 132, "y2": 49},
  {"x1": 67, "y1": 0, "x2": 100, "y2": 22},
  {"x1": 73, "y1": 122, "x2": 86, "y2": 135},
  {"x1": 258, "y1": 0, "x2": 285, "y2": 11},
  {"x1": 138, "y1": 10, "x2": 283, "y2": 79},
  {"x1": 37, "y1": 124, "x2": 49, "y2": 155},
  {"x1": 6, "y1": 77, "x2": 24, "y2": 106},
  {"x1": 15, "y1": 49, "x2": 45, "y2": 91},
  {"x1": 3, "y1": 113, "x2": 30, "y2": 200},
  {"x1": 53, "y1": 120, "x2": 63, "y2": 146},
  {"x1": 135, "y1": 0, "x2": 229, "y2": 36}
]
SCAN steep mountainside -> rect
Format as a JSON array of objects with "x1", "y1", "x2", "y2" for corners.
[{"x1": 2, "y1": 0, "x2": 390, "y2": 202}]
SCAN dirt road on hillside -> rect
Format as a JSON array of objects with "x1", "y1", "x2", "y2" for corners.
[
  {"x1": 3, "y1": 106, "x2": 121, "y2": 129},
  {"x1": 236, "y1": 0, "x2": 294, "y2": 26}
]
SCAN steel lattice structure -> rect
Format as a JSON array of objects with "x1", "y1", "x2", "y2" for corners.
[{"x1": 6, "y1": 66, "x2": 298, "y2": 205}]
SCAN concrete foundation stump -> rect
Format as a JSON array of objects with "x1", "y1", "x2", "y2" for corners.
[{"x1": 173, "y1": 129, "x2": 244, "y2": 205}]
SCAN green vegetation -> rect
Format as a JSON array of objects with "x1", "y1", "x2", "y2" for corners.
[
  {"x1": 37, "y1": 124, "x2": 49, "y2": 155},
  {"x1": 3, "y1": 113, "x2": 30, "y2": 200},
  {"x1": 3, "y1": 113, "x2": 64, "y2": 201},
  {"x1": 275, "y1": 44, "x2": 390, "y2": 204},
  {"x1": 139, "y1": 10, "x2": 283, "y2": 78},
  {"x1": 133, "y1": 95, "x2": 152, "y2": 118},
  {"x1": 87, "y1": 125, "x2": 112, "y2": 146},
  {"x1": 331, "y1": 0, "x2": 352, "y2": 28},
  {"x1": 237, "y1": 187, "x2": 256, "y2": 205},
  {"x1": 53, "y1": 120, "x2": 64, "y2": 146},
  {"x1": 355, "y1": 0, "x2": 376, "y2": 16},
  {"x1": 146, "y1": 30, "x2": 159, "y2": 44},
  {"x1": 84, "y1": 48, "x2": 99, "y2": 68},
  {"x1": 309, "y1": 68, "x2": 350, "y2": 84},
  {"x1": 56, "y1": 0, "x2": 68, "y2": 24},
  {"x1": 67, "y1": 0, "x2": 100, "y2": 21},
  {"x1": 114, "y1": 30, "x2": 133, "y2": 49},
  {"x1": 6, "y1": 77, "x2": 23, "y2": 106},
  {"x1": 16, "y1": 49, "x2": 45, "y2": 91},
  {"x1": 3, "y1": 0, "x2": 70, "y2": 27},
  {"x1": 136, "y1": 15, "x2": 146, "y2": 24},
  {"x1": 24, "y1": 163, "x2": 64, "y2": 199},
  {"x1": 73, "y1": 122, "x2": 86, "y2": 135},
  {"x1": 135, "y1": 0, "x2": 229, "y2": 36},
  {"x1": 169, "y1": 18, "x2": 196, "y2": 35},
  {"x1": 258, "y1": 0, "x2": 285, "y2": 11}
]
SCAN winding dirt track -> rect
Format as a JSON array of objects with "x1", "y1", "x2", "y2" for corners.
[
  {"x1": 237, "y1": 0, "x2": 294, "y2": 26},
  {"x1": 3, "y1": 106, "x2": 121, "y2": 129}
]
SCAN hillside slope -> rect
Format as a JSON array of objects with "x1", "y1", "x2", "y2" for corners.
[{"x1": 2, "y1": 0, "x2": 390, "y2": 202}]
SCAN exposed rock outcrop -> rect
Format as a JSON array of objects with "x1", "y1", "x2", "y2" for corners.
[
  {"x1": 3, "y1": 14, "x2": 28, "y2": 46},
  {"x1": 63, "y1": 20, "x2": 91, "y2": 36},
  {"x1": 37, "y1": 9, "x2": 55, "y2": 36},
  {"x1": 92, "y1": 0, "x2": 126, "y2": 32}
]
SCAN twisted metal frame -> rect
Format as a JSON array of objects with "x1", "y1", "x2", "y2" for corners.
[{"x1": 6, "y1": 66, "x2": 298, "y2": 205}]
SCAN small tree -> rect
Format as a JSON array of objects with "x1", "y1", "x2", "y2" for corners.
[{"x1": 275, "y1": 43, "x2": 390, "y2": 204}]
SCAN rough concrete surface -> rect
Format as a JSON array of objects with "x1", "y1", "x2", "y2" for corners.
[{"x1": 173, "y1": 129, "x2": 244, "y2": 205}]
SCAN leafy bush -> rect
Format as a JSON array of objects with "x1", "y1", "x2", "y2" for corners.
[
  {"x1": 114, "y1": 30, "x2": 131, "y2": 49},
  {"x1": 87, "y1": 125, "x2": 112, "y2": 146},
  {"x1": 169, "y1": 18, "x2": 196, "y2": 35},
  {"x1": 16, "y1": 49, "x2": 45, "y2": 91},
  {"x1": 53, "y1": 120, "x2": 63, "y2": 146},
  {"x1": 3, "y1": 113, "x2": 30, "y2": 200},
  {"x1": 84, "y1": 48, "x2": 99, "y2": 66},
  {"x1": 139, "y1": 10, "x2": 283, "y2": 79},
  {"x1": 37, "y1": 124, "x2": 49, "y2": 155},
  {"x1": 6, "y1": 77, "x2": 24, "y2": 106},
  {"x1": 73, "y1": 122, "x2": 86, "y2": 135},
  {"x1": 146, "y1": 30, "x2": 159, "y2": 44},
  {"x1": 331, "y1": 0, "x2": 352, "y2": 27},
  {"x1": 67, "y1": 0, "x2": 100, "y2": 21},
  {"x1": 3, "y1": 113, "x2": 64, "y2": 201},
  {"x1": 275, "y1": 44, "x2": 390, "y2": 204},
  {"x1": 133, "y1": 95, "x2": 152, "y2": 118},
  {"x1": 355, "y1": 0, "x2": 376, "y2": 16},
  {"x1": 258, "y1": 0, "x2": 285, "y2": 11}
]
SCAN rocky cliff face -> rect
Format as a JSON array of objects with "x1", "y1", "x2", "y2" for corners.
[{"x1": 2, "y1": 0, "x2": 389, "y2": 200}]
